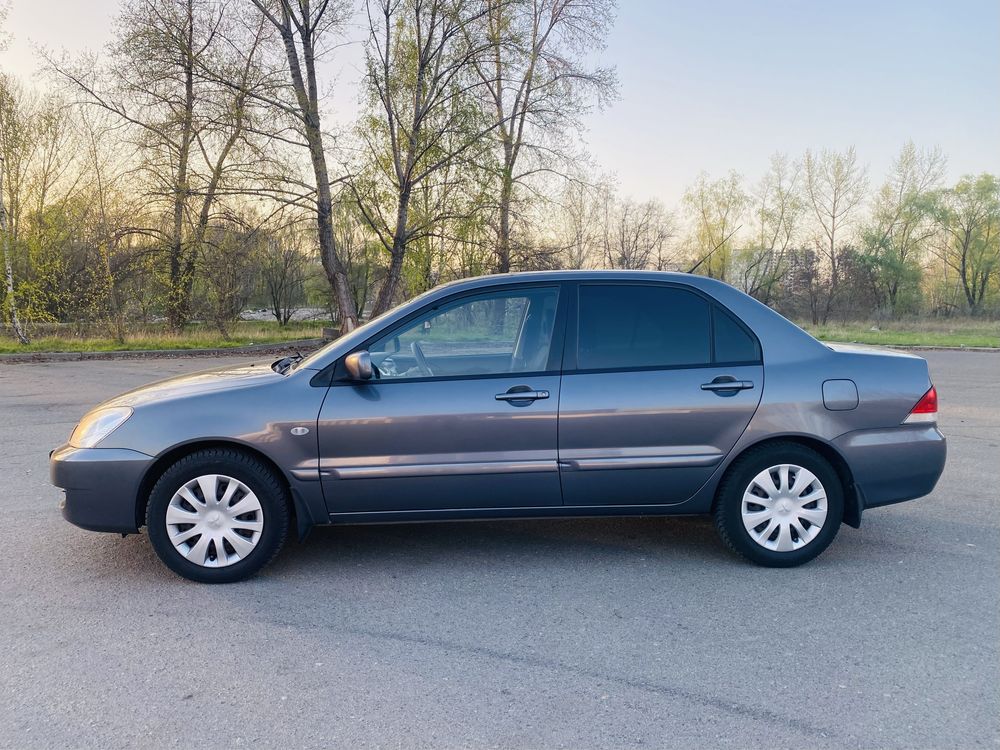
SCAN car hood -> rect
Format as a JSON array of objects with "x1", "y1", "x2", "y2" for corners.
[{"x1": 100, "y1": 361, "x2": 282, "y2": 408}]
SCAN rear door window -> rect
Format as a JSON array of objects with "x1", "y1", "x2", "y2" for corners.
[{"x1": 577, "y1": 285, "x2": 712, "y2": 370}]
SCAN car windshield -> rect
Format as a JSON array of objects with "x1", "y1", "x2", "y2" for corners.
[{"x1": 292, "y1": 286, "x2": 442, "y2": 371}]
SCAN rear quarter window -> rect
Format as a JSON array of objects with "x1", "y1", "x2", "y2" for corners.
[{"x1": 713, "y1": 307, "x2": 760, "y2": 363}]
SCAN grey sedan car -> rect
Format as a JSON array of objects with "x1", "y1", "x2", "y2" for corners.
[{"x1": 50, "y1": 271, "x2": 946, "y2": 582}]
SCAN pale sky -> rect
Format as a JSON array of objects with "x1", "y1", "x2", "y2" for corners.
[{"x1": 2, "y1": 0, "x2": 998, "y2": 206}]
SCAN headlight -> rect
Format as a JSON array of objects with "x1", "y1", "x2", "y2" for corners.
[{"x1": 69, "y1": 407, "x2": 133, "y2": 448}]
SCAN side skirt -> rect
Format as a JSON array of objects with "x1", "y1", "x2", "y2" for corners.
[{"x1": 325, "y1": 503, "x2": 707, "y2": 526}]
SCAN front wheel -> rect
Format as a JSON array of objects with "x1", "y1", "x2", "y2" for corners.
[
  {"x1": 713, "y1": 442, "x2": 844, "y2": 567},
  {"x1": 146, "y1": 448, "x2": 290, "y2": 583}
]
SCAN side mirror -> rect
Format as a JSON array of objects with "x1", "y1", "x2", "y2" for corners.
[{"x1": 343, "y1": 350, "x2": 373, "y2": 381}]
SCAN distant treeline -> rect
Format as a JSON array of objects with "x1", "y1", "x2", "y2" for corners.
[{"x1": 1, "y1": 0, "x2": 998, "y2": 346}]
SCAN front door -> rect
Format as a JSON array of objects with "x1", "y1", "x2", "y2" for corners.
[
  {"x1": 317, "y1": 285, "x2": 565, "y2": 515},
  {"x1": 558, "y1": 282, "x2": 764, "y2": 506}
]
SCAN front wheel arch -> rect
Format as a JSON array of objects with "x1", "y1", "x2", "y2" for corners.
[
  {"x1": 135, "y1": 440, "x2": 302, "y2": 533},
  {"x1": 715, "y1": 435, "x2": 862, "y2": 528}
]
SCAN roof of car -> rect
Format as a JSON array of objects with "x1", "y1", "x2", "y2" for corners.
[{"x1": 434, "y1": 269, "x2": 696, "y2": 290}]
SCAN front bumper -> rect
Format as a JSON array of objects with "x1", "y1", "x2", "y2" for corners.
[
  {"x1": 50, "y1": 444, "x2": 154, "y2": 533},
  {"x1": 833, "y1": 425, "x2": 947, "y2": 510}
]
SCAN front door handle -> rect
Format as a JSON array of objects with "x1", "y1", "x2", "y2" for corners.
[
  {"x1": 701, "y1": 378, "x2": 754, "y2": 393},
  {"x1": 496, "y1": 387, "x2": 549, "y2": 403}
]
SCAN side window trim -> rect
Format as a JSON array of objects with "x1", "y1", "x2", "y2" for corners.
[
  {"x1": 568, "y1": 281, "x2": 762, "y2": 375},
  {"x1": 322, "y1": 282, "x2": 569, "y2": 386}
]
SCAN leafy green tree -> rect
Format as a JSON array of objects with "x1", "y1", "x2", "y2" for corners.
[
  {"x1": 861, "y1": 143, "x2": 945, "y2": 314},
  {"x1": 355, "y1": 0, "x2": 498, "y2": 316},
  {"x1": 930, "y1": 174, "x2": 1000, "y2": 314},
  {"x1": 684, "y1": 171, "x2": 748, "y2": 281},
  {"x1": 0, "y1": 73, "x2": 30, "y2": 344}
]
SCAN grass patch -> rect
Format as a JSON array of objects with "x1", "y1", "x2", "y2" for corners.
[
  {"x1": 801, "y1": 320, "x2": 1000, "y2": 348},
  {"x1": 0, "y1": 320, "x2": 328, "y2": 354},
  {"x1": 3, "y1": 316, "x2": 998, "y2": 353}
]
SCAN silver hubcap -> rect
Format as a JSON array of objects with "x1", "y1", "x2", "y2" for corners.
[
  {"x1": 741, "y1": 464, "x2": 828, "y2": 552},
  {"x1": 166, "y1": 474, "x2": 264, "y2": 568}
]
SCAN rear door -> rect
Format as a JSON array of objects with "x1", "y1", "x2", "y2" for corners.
[{"x1": 558, "y1": 281, "x2": 764, "y2": 506}]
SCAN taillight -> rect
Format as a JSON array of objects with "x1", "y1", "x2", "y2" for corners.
[{"x1": 903, "y1": 386, "x2": 938, "y2": 424}]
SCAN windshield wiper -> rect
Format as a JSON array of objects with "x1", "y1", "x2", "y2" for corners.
[{"x1": 271, "y1": 352, "x2": 304, "y2": 375}]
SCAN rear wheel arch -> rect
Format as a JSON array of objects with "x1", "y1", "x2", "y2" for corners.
[{"x1": 716, "y1": 434, "x2": 862, "y2": 528}]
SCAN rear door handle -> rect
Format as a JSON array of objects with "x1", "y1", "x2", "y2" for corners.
[
  {"x1": 701, "y1": 379, "x2": 754, "y2": 392},
  {"x1": 496, "y1": 389, "x2": 549, "y2": 402}
]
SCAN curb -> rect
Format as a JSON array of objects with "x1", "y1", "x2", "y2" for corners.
[{"x1": 0, "y1": 339, "x2": 326, "y2": 365}]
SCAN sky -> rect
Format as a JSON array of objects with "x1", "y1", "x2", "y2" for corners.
[{"x1": 2, "y1": 0, "x2": 998, "y2": 206}]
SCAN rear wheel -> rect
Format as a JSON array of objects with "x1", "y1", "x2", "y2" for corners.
[
  {"x1": 146, "y1": 448, "x2": 289, "y2": 583},
  {"x1": 713, "y1": 442, "x2": 843, "y2": 567}
]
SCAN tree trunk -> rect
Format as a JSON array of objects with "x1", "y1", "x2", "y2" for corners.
[
  {"x1": 278, "y1": 20, "x2": 358, "y2": 334},
  {"x1": 371, "y1": 185, "x2": 411, "y2": 317},
  {"x1": 314, "y1": 168, "x2": 358, "y2": 332},
  {"x1": 495, "y1": 145, "x2": 514, "y2": 274},
  {"x1": 167, "y1": 0, "x2": 196, "y2": 332}
]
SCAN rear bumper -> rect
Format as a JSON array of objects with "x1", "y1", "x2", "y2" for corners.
[
  {"x1": 833, "y1": 425, "x2": 947, "y2": 510},
  {"x1": 50, "y1": 444, "x2": 153, "y2": 533}
]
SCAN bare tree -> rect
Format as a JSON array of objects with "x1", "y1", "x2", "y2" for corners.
[
  {"x1": 243, "y1": 0, "x2": 359, "y2": 332},
  {"x1": 553, "y1": 177, "x2": 601, "y2": 268},
  {"x1": 473, "y1": 0, "x2": 616, "y2": 274},
  {"x1": 199, "y1": 219, "x2": 261, "y2": 337},
  {"x1": 803, "y1": 147, "x2": 868, "y2": 323},
  {"x1": 356, "y1": 0, "x2": 499, "y2": 316},
  {"x1": 260, "y1": 225, "x2": 310, "y2": 324},
  {"x1": 599, "y1": 190, "x2": 675, "y2": 270},
  {"x1": 740, "y1": 154, "x2": 803, "y2": 304},
  {"x1": 48, "y1": 0, "x2": 265, "y2": 329}
]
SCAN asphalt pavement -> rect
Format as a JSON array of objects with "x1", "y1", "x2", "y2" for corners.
[{"x1": 0, "y1": 350, "x2": 997, "y2": 749}]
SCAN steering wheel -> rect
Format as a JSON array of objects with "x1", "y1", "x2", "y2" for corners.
[{"x1": 410, "y1": 341, "x2": 434, "y2": 377}]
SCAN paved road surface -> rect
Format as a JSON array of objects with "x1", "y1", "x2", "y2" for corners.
[{"x1": 0, "y1": 351, "x2": 997, "y2": 749}]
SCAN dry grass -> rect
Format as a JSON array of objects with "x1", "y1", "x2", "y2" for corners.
[
  {"x1": 3, "y1": 316, "x2": 998, "y2": 353},
  {"x1": 800, "y1": 318, "x2": 999, "y2": 348},
  {"x1": 0, "y1": 321, "x2": 326, "y2": 354}
]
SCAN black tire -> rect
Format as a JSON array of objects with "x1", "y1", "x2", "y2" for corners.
[
  {"x1": 713, "y1": 441, "x2": 844, "y2": 568},
  {"x1": 146, "y1": 448, "x2": 290, "y2": 583}
]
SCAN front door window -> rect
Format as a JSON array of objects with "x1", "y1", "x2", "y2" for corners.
[{"x1": 368, "y1": 287, "x2": 560, "y2": 380}]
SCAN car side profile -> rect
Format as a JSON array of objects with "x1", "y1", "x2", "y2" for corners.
[{"x1": 50, "y1": 271, "x2": 947, "y2": 582}]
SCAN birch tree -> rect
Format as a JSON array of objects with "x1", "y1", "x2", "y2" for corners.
[
  {"x1": 803, "y1": 147, "x2": 868, "y2": 323},
  {"x1": 0, "y1": 75, "x2": 29, "y2": 344}
]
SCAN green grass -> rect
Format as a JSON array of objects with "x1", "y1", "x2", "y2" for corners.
[
  {"x1": 0, "y1": 321, "x2": 328, "y2": 354},
  {"x1": 801, "y1": 320, "x2": 1000, "y2": 348}
]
